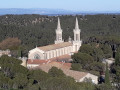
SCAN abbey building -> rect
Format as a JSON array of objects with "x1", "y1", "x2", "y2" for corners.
[{"x1": 28, "y1": 17, "x2": 82, "y2": 60}]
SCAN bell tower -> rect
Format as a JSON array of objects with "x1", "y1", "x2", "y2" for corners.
[
  {"x1": 73, "y1": 17, "x2": 82, "y2": 51},
  {"x1": 55, "y1": 17, "x2": 64, "y2": 44}
]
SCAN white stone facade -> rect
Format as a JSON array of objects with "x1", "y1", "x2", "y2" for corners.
[
  {"x1": 28, "y1": 48, "x2": 45, "y2": 60},
  {"x1": 79, "y1": 73, "x2": 98, "y2": 84},
  {"x1": 28, "y1": 17, "x2": 82, "y2": 60}
]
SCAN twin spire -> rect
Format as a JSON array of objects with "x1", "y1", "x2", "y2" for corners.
[
  {"x1": 57, "y1": 17, "x2": 79, "y2": 30},
  {"x1": 55, "y1": 17, "x2": 80, "y2": 44}
]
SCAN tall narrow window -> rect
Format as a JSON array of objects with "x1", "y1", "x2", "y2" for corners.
[{"x1": 76, "y1": 34, "x2": 79, "y2": 41}]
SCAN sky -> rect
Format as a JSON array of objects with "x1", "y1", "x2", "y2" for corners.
[{"x1": 0, "y1": 0, "x2": 120, "y2": 11}]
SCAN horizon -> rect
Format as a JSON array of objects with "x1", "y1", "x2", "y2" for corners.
[
  {"x1": 0, "y1": 0, "x2": 120, "y2": 12},
  {"x1": 0, "y1": 8, "x2": 120, "y2": 13}
]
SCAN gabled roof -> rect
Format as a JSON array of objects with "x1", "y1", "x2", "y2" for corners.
[
  {"x1": 27, "y1": 53, "x2": 72, "y2": 69},
  {"x1": 38, "y1": 42, "x2": 72, "y2": 51},
  {"x1": 34, "y1": 62, "x2": 88, "y2": 80},
  {"x1": 62, "y1": 69, "x2": 88, "y2": 81},
  {"x1": 27, "y1": 54, "x2": 72, "y2": 65},
  {"x1": 27, "y1": 60, "x2": 97, "y2": 82},
  {"x1": 27, "y1": 59, "x2": 48, "y2": 65},
  {"x1": 37, "y1": 62, "x2": 71, "y2": 72}
]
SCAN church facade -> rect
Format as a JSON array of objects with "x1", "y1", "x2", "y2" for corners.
[{"x1": 28, "y1": 17, "x2": 82, "y2": 60}]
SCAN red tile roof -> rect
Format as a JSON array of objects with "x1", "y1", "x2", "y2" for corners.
[
  {"x1": 27, "y1": 59, "x2": 90, "y2": 81},
  {"x1": 27, "y1": 59, "x2": 48, "y2": 65},
  {"x1": 27, "y1": 54, "x2": 72, "y2": 65},
  {"x1": 35, "y1": 61, "x2": 71, "y2": 72},
  {"x1": 27, "y1": 59, "x2": 71, "y2": 69},
  {"x1": 57, "y1": 62, "x2": 71, "y2": 68},
  {"x1": 33, "y1": 62, "x2": 88, "y2": 81}
]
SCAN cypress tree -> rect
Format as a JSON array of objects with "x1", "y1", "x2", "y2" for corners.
[
  {"x1": 105, "y1": 63, "x2": 111, "y2": 86},
  {"x1": 115, "y1": 52, "x2": 120, "y2": 66}
]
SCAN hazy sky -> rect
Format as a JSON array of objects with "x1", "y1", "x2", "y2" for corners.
[{"x1": 0, "y1": 0, "x2": 120, "y2": 11}]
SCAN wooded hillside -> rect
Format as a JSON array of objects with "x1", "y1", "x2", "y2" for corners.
[{"x1": 0, "y1": 14, "x2": 120, "y2": 56}]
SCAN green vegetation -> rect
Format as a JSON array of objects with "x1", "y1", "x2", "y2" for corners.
[
  {"x1": 0, "y1": 14, "x2": 120, "y2": 57},
  {"x1": 0, "y1": 14, "x2": 120, "y2": 89},
  {"x1": 71, "y1": 43, "x2": 105, "y2": 75},
  {"x1": 48, "y1": 67, "x2": 65, "y2": 78},
  {"x1": 105, "y1": 63, "x2": 111, "y2": 86},
  {"x1": 111, "y1": 52, "x2": 120, "y2": 89},
  {"x1": 18, "y1": 46, "x2": 22, "y2": 58},
  {"x1": 115, "y1": 52, "x2": 120, "y2": 66},
  {"x1": 0, "y1": 55, "x2": 96, "y2": 90}
]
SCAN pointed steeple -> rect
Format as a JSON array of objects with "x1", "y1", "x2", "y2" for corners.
[
  {"x1": 57, "y1": 17, "x2": 61, "y2": 30},
  {"x1": 73, "y1": 17, "x2": 81, "y2": 42},
  {"x1": 73, "y1": 17, "x2": 82, "y2": 52},
  {"x1": 55, "y1": 17, "x2": 64, "y2": 44},
  {"x1": 75, "y1": 17, "x2": 79, "y2": 29}
]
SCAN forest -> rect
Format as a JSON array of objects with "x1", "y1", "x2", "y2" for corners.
[
  {"x1": 0, "y1": 14, "x2": 120, "y2": 89},
  {"x1": 0, "y1": 55, "x2": 96, "y2": 90},
  {"x1": 0, "y1": 55, "x2": 117, "y2": 90},
  {"x1": 0, "y1": 14, "x2": 120, "y2": 56}
]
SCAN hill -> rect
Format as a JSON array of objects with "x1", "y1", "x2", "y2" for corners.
[{"x1": 0, "y1": 14, "x2": 120, "y2": 56}]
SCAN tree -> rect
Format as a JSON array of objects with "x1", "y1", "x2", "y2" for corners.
[
  {"x1": 79, "y1": 44, "x2": 93, "y2": 56},
  {"x1": 100, "y1": 44, "x2": 113, "y2": 58},
  {"x1": 92, "y1": 48, "x2": 104, "y2": 62},
  {"x1": 13, "y1": 73, "x2": 28, "y2": 89},
  {"x1": 115, "y1": 52, "x2": 120, "y2": 66},
  {"x1": 98, "y1": 83, "x2": 114, "y2": 90},
  {"x1": 0, "y1": 55, "x2": 28, "y2": 78},
  {"x1": 48, "y1": 67, "x2": 65, "y2": 78},
  {"x1": 72, "y1": 52, "x2": 94, "y2": 70},
  {"x1": 25, "y1": 84, "x2": 41, "y2": 90},
  {"x1": 0, "y1": 72, "x2": 10, "y2": 89},
  {"x1": 90, "y1": 62, "x2": 105, "y2": 72},
  {"x1": 105, "y1": 63, "x2": 111, "y2": 86},
  {"x1": 71, "y1": 63, "x2": 82, "y2": 71},
  {"x1": 28, "y1": 70, "x2": 50, "y2": 84},
  {"x1": 0, "y1": 37, "x2": 21, "y2": 50},
  {"x1": 79, "y1": 44, "x2": 104, "y2": 62},
  {"x1": 112, "y1": 52, "x2": 120, "y2": 89},
  {"x1": 115, "y1": 66, "x2": 120, "y2": 83},
  {"x1": 76, "y1": 82, "x2": 96, "y2": 90},
  {"x1": 45, "y1": 77, "x2": 78, "y2": 90}
]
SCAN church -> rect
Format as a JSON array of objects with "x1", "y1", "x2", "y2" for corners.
[
  {"x1": 28, "y1": 17, "x2": 82, "y2": 60},
  {"x1": 27, "y1": 18, "x2": 98, "y2": 84}
]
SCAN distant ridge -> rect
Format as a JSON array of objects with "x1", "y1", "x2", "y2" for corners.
[{"x1": 0, "y1": 8, "x2": 120, "y2": 16}]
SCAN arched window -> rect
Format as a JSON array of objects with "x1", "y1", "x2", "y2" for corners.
[{"x1": 34, "y1": 54, "x2": 40, "y2": 59}]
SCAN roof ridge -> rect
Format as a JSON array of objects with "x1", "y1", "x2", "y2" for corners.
[{"x1": 38, "y1": 42, "x2": 72, "y2": 51}]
